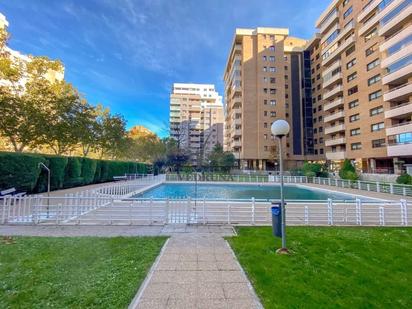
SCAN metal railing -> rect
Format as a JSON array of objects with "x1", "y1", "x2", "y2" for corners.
[
  {"x1": 1, "y1": 196, "x2": 409, "y2": 227},
  {"x1": 166, "y1": 174, "x2": 307, "y2": 183}
]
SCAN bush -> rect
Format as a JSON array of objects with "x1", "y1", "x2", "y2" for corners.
[
  {"x1": 0, "y1": 151, "x2": 150, "y2": 193},
  {"x1": 396, "y1": 173, "x2": 412, "y2": 185},
  {"x1": 302, "y1": 162, "x2": 328, "y2": 178},
  {"x1": 0, "y1": 152, "x2": 45, "y2": 192},
  {"x1": 81, "y1": 158, "x2": 97, "y2": 185},
  {"x1": 339, "y1": 159, "x2": 359, "y2": 180}
]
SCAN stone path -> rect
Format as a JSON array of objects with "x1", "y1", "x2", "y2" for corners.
[{"x1": 130, "y1": 234, "x2": 262, "y2": 309}]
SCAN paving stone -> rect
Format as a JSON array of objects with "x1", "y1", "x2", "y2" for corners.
[
  {"x1": 196, "y1": 282, "x2": 225, "y2": 299},
  {"x1": 166, "y1": 298, "x2": 197, "y2": 309},
  {"x1": 226, "y1": 298, "x2": 260, "y2": 309},
  {"x1": 219, "y1": 271, "x2": 248, "y2": 283},
  {"x1": 197, "y1": 298, "x2": 228, "y2": 309},
  {"x1": 135, "y1": 298, "x2": 167, "y2": 309},
  {"x1": 223, "y1": 283, "x2": 254, "y2": 299},
  {"x1": 197, "y1": 261, "x2": 219, "y2": 271},
  {"x1": 217, "y1": 260, "x2": 239, "y2": 271},
  {"x1": 176, "y1": 261, "x2": 198, "y2": 271}
]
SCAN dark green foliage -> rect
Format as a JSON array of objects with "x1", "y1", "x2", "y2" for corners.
[
  {"x1": 302, "y1": 162, "x2": 328, "y2": 177},
  {"x1": 0, "y1": 152, "x2": 45, "y2": 192},
  {"x1": 396, "y1": 173, "x2": 412, "y2": 185},
  {"x1": 64, "y1": 157, "x2": 83, "y2": 188},
  {"x1": 81, "y1": 158, "x2": 97, "y2": 185},
  {"x1": 339, "y1": 159, "x2": 359, "y2": 180},
  {"x1": 0, "y1": 151, "x2": 150, "y2": 193}
]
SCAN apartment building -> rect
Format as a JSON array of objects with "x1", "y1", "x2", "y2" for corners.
[
  {"x1": 170, "y1": 83, "x2": 224, "y2": 164},
  {"x1": 223, "y1": 28, "x2": 318, "y2": 170},
  {"x1": 313, "y1": 0, "x2": 412, "y2": 173}
]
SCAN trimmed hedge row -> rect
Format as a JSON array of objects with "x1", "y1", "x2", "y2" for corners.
[{"x1": 0, "y1": 152, "x2": 150, "y2": 193}]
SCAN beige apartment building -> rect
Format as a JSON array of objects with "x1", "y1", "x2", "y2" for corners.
[
  {"x1": 223, "y1": 28, "x2": 318, "y2": 170},
  {"x1": 170, "y1": 83, "x2": 224, "y2": 164},
  {"x1": 312, "y1": 0, "x2": 412, "y2": 173},
  {"x1": 224, "y1": 0, "x2": 411, "y2": 173}
]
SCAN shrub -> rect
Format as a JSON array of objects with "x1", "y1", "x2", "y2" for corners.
[
  {"x1": 81, "y1": 158, "x2": 97, "y2": 185},
  {"x1": 64, "y1": 157, "x2": 83, "y2": 188},
  {"x1": 0, "y1": 152, "x2": 45, "y2": 192},
  {"x1": 302, "y1": 162, "x2": 328, "y2": 178},
  {"x1": 396, "y1": 173, "x2": 412, "y2": 185},
  {"x1": 339, "y1": 159, "x2": 359, "y2": 180}
]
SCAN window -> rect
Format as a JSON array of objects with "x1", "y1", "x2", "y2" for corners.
[
  {"x1": 348, "y1": 86, "x2": 358, "y2": 95},
  {"x1": 367, "y1": 58, "x2": 380, "y2": 71},
  {"x1": 350, "y1": 114, "x2": 360, "y2": 122},
  {"x1": 318, "y1": 105, "x2": 322, "y2": 111},
  {"x1": 270, "y1": 88, "x2": 276, "y2": 94},
  {"x1": 270, "y1": 100, "x2": 276, "y2": 106},
  {"x1": 320, "y1": 148, "x2": 324, "y2": 154},
  {"x1": 269, "y1": 46, "x2": 275, "y2": 51},
  {"x1": 264, "y1": 146, "x2": 268, "y2": 151},
  {"x1": 264, "y1": 122, "x2": 268, "y2": 128},
  {"x1": 319, "y1": 127, "x2": 323, "y2": 133},
  {"x1": 372, "y1": 139, "x2": 386, "y2": 148},
  {"x1": 371, "y1": 122, "x2": 384, "y2": 132},
  {"x1": 263, "y1": 88, "x2": 268, "y2": 93},
  {"x1": 347, "y1": 72, "x2": 357, "y2": 82},
  {"x1": 269, "y1": 56, "x2": 275, "y2": 62},
  {"x1": 368, "y1": 74, "x2": 381, "y2": 86},
  {"x1": 262, "y1": 56, "x2": 267, "y2": 61},
  {"x1": 349, "y1": 99, "x2": 359, "y2": 108},
  {"x1": 369, "y1": 90, "x2": 382, "y2": 101},
  {"x1": 270, "y1": 111, "x2": 276, "y2": 117},
  {"x1": 343, "y1": 0, "x2": 350, "y2": 6},
  {"x1": 351, "y1": 128, "x2": 361, "y2": 136},
  {"x1": 269, "y1": 67, "x2": 276, "y2": 72},
  {"x1": 347, "y1": 58, "x2": 356, "y2": 69},
  {"x1": 263, "y1": 66, "x2": 267, "y2": 72},
  {"x1": 351, "y1": 142, "x2": 362, "y2": 150},
  {"x1": 270, "y1": 77, "x2": 276, "y2": 83},
  {"x1": 263, "y1": 99, "x2": 268, "y2": 105},
  {"x1": 370, "y1": 106, "x2": 383, "y2": 116},
  {"x1": 263, "y1": 77, "x2": 268, "y2": 83},
  {"x1": 365, "y1": 28, "x2": 378, "y2": 42},
  {"x1": 264, "y1": 111, "x2": 268, "y2": 116},
  {"x1": 319, "y1": 137, "x2": 324, "y2": 144},
  {"x1": 343, "y1": 6, "x2": 353, "y2": 18},
  {"x1": 366, "y1": 43, "x2": 377, "y2": 56},
  {"x1": 263, "y1": 134, "x2": 268, "y2": 140},
  {"x1": 346, "y1": 45, "x2": 355, "y2": 56}
]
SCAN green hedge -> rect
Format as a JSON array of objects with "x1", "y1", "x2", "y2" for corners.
[{"x1": 0, "y1": 152, "x2": 150, "y2": 193}]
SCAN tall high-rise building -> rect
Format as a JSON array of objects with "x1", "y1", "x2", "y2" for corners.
[
  {"x1": 169, "y1": 83, "x2": 224, "y2": 164},
  {"x1": 310, "y1": 0, "x2": 412, "y2": 173},
  {"x1": 223, "y1": 28, "x2": 317, "y2": 170}
]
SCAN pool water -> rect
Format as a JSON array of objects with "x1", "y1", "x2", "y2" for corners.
[{"x1": 134, "y1": 183, "x2": 370, "y2": 201}]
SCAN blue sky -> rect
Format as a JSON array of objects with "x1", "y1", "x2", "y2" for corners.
[{"x1": 0, "y1": 0, "x2": 329, "y2": 137}]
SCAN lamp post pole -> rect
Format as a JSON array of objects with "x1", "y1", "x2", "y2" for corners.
[
  {"x1": 38, "y1": 163, "x2": 50, "y2": 218},
  {"x1": 278, "y1": 135, "x2": 286, "y2": 249},
  {"x1": 271, "y1": 119, "x2": 290, "y2": 254}
]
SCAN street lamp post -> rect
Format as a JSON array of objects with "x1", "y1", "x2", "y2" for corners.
[
  {"x1": 38, "y1": 162, "x2": 51, "y2": 218},
  {"x1": 271, "y1": 120, "x2": 290, "y2": 253}
]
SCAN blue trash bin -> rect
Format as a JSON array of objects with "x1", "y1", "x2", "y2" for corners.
[{"x1": 271, "y1": 202, "x2": 282, "y2": 237}]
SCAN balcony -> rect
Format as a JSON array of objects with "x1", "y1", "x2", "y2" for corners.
[
  {"x1": 379, "y1": 1, "x2": 412, "y2": 36},
  {"x1": 233, "y1": 117, "x2": 242, "y2": 125},
  {"x1": 324, "y1": 97, "x2": 344, "y2": 112},
  {"x1": 323, "y1": 85, "x2": 343, "y2": 100},
  {"x1": 384, "y1": 82, "x2": 412, "y2": 101},
  {"x1": 233, "y1": 128, "x2": 242, "y2": 137},
  {"x1": 325, "y1": 137, "x2": 346, "y2": 147},
  {"x1": 325, "y1": 123, "x2": 345, "y2": 135},
  {"x1": 385, "y1": 102, "x2": 412, "y2": 118},
  {"x1": 387, "y1": 143, "x2": 412, "y2": 156},
  {"x1": 324, "y1": 110, "x2": 345, "y2": 123},
  {"x1": 323, "y1": 72, "x2": 343, "y2": 88},
  {"x1": 386, "y1": 122, "x2": 412, "y2": 135},
  {"x1": 326, "y1": 151, "x2": 346, "y2": 160},
  {"x1": 319, "y1": 10, "x2": 339, "y2": 34},
  {"x1": 380, "y1": 24, "x2": 412, "y2": 52},
  {"x1": 382, "y1": 62, "x2": 412, "y2": 85},
  {"x1": 358, "y1": 0, "x2": 381, "y2": 22},
  {"x1": 322, "y1": 60, "x2": 341, "y2": 78},
  {"x1": 381, "y1": 44, "x2": 412, "y2": 68},
  {"x1": 232, "y1": 140, "x2": 242, "y2": 147},
  {"x1": 322, "y1": 36, "x2": 355, "y2": 66}
]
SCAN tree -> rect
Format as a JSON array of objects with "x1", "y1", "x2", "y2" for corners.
[
  {"x1": 207, "y1": 143, "x2": 235, "y2": 172},
  {"x1": 339, "y1": 159, "x2": 359, "y2": 180},
  {"x1": 96, "y1": 112, "x2": 127, "y2": 159}
]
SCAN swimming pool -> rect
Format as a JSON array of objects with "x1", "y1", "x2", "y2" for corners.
[{"x1": 133, "y1": 183, "x2": 375, "y2": 201}]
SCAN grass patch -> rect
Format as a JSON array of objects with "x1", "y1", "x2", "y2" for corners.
[
  {"x1": 227, "y1": 227, "x2": 412, "y2": 308},
  {"x1": 0, "y1": 236, "x2": 167, "y2": 308}
]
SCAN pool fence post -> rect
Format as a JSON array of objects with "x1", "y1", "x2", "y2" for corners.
[
  {"x1": 390, "y1": 183, "x2": 394, "y2": 194},
  {"x1": 165, "y1": 198, "x2": 169, "y2": 224},
  {"x1": 327, "y1": 198, "x2": 333, "y2": 225},
  {"x1": 203, "y1": 198, "x2": 206, "y2": 225},
  {"x1": 355, "y1": 198, "x2": 362, "y2": 225},
  {"x1": 376, "y1": 182, "x2": 380, "y2": 193},
  {"x1": 150, "y1": 198, "x2": 153, "y2": 225},
  {"x1": 227, "y1": 204, "x2": 231, "y2": 224},
  {"x1": 252, "y1": 197, "x2": 255, "y2": 225},
  {"x1": 379, "y1": 206, "x2": 385, "y2": 226},
  {"x1": 304, "y1": 205, "x2": 309, "y2": 225}
]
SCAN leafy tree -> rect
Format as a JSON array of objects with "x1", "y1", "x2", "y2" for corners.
[
  {"x1": 396, "y1": 173, "x2": 412, "y2": 185},
  {"x1": 207, "y1": 143, "x2": 235, "y2": 172},
  {"x1": 302, "y1": 162, "x2": 329, "y2": 177},
  {"x1": 339, "y1": 159, "x2": 359, "y2": 180}
]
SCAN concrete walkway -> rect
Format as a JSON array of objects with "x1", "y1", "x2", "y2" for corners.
[{"x1": 130, "y1": 234, "x2": 262, "y2": 309}]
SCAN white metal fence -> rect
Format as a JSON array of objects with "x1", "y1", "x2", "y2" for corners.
[
  {"x1": 1, "y1": 195, "x2": 410, "y2": 227},
  {"x1": 165, "y1": 173, "x2": 412, "y2": 197}
]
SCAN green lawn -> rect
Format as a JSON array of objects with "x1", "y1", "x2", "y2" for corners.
[
  {"x1": 227, "y1": 227, "x2": 412, "y2": 308},
  {"x1": 0, "y1": 236, "x2": 167, "y2": 308}
]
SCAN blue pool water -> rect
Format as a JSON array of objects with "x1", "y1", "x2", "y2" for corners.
[{"x1": 134, "y1": 183, "x2": 371, "y2": 201}]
